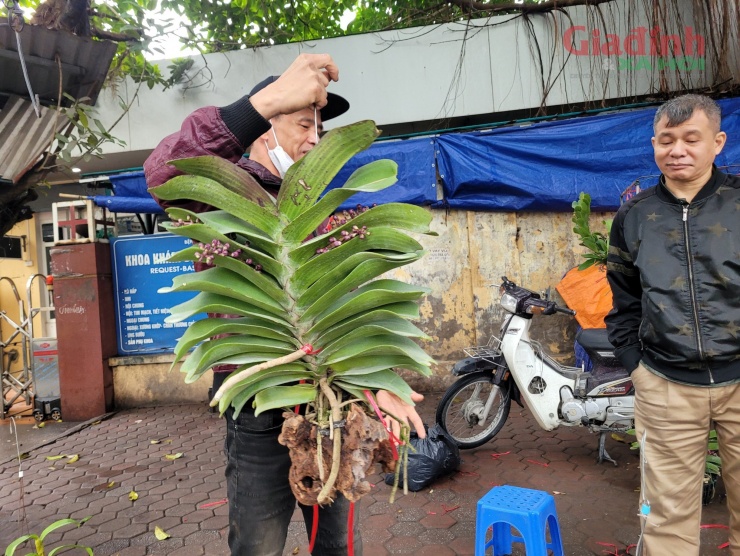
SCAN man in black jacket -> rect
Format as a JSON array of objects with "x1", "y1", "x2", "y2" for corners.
[{"x1": 606, "y1": 94, "x2": 740, "y2": 555}]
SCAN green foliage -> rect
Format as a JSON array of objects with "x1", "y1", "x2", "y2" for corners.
[
  {"x1": 628, "y1": 428, "x2": 721, "y2": 478},
  {"x1": 54, "y1": 94, "x2": 127, "y2": 165},
  {"x1": 571, "y1": 192, "x2": 612, "y2": 271},
  {"x1": 157, "y1": 0, "x2": 538, "y2": 52},
  {"x1": 4, "y1": 517, "x2": 93, "y2": 555},
  {"x1": 15, "y1": 0, "x2": 540, "y2": 85},
  {"x1": 156, "y1": 120, "x2": 436, "y2": 417}
]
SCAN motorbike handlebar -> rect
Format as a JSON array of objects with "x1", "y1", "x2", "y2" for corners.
[
  {"x1": 500, "y1": 277, "x2": 577, "y2": 316},
  {"x1": 530, "y1": 299, "x2": 576, "y2": 316}
]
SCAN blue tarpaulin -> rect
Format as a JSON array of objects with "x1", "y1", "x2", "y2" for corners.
[
  {"x1": 324, "y1": 136, "x2": 437, "y2": 209},
  {"x1": 436, "y1": 97, "x2": 740, "y2": 212},
  {"x1": 99, "y1": 97, "x2": 740, "y2": 214},
  {"x1": 106, "y1": 171, "x2": 164, "y2": 214},
  {"x1": 92, "y1": 194, "x2": 163, "y2": 214}
]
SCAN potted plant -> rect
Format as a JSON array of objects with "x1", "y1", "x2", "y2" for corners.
[
  {"x1": 154, "y1": 120, "x2": 436, "y2": 504},
  {"x1": 556, "y1": 192, "x2": 613, "y2": 328}
]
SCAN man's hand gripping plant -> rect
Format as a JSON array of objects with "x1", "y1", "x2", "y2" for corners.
[{"x1": 153, "y1": 120, "x2": 436, "y2": 505}]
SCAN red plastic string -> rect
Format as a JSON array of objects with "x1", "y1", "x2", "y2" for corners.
[
  {"x1": 308, "y1": 504, "x2": 319, "y2": 553},
  {"x1": 700, "y1": 524, "x2": 730, "y2": 549},
  {"x1": 301, "y1": 343, "x2": 322, "y2": 355},
  {"x1": 347, "y1": 501, "x2": 355, "y2": 556},
  {"x1": 491, "y1": 451, "x2": 511, "y2": 459},
  {"x1": 441, "y1": 503, "x2": 460, "y2": 514},
  {"x1": 363, "y1": 390, "x2": 399, "y2": 460},
  {"x1": 595, "y1": 542, "x2": 619, "y2": 555},
  {"x1": 198, "y1": 498, "x2": 227, "y2": 509},
  {"x1": 294, "y1": 379, "x2": 307, "y2": 414},
  {"x1": 527, "y1": 459, "x2": 549, "y2": 467}
]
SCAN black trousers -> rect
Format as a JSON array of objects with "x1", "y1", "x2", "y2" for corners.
[{"x1": 216, "y1": 372, "x2": 362, "y2": 556}]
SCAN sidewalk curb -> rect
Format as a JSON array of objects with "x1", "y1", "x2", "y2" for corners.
[{"x1": 1, "y1": 411, "x2": 118, "y2": 466}]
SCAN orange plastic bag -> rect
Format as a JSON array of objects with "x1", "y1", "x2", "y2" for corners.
[{"x1": 555, "y1": 265, "x2": 613, "y2": 329}]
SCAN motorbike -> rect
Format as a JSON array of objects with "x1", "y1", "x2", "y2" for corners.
[{"x1": 436, "y1": 276, "x2": 634, "y2": 465}]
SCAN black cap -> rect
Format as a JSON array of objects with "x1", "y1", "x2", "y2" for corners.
[{"x1": 249, "y1": 75, "x2": 350, "y2": 122}]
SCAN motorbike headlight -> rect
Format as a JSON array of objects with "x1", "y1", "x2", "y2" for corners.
[{"x1": 500, "y1": 292, "x2": 519, "y2": 313}]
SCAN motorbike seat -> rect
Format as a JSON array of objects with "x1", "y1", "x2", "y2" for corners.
[{"x1": 575, "y1": 328, "x2": 615, "y2": 352}]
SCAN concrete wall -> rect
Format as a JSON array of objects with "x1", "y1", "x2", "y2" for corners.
[
  {"x1": 396, "y1": 207, "x2": 600, "y2": 391},
  {"x1": 89, "y1": 1, "x2": 732, "y2": 159},
  {"x1": 109, "y1": 354, "x2": 212, "y2": 408},
  {"x1": 108, "y1": 206, "x2": 608, "y2": 403}
]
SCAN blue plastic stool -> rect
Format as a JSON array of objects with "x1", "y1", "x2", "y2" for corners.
[{"x1": 475, "y1": 485, "x2": 564, "y2": 555}]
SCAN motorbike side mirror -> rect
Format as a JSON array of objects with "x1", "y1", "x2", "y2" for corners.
[{"x1": 543, "y1": 287, "x2": 551, "y2": 300}]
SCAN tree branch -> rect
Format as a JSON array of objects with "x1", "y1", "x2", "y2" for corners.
[
  {"x1": 91, "y1": 26, "x2": 142, "y2": 42},
  {"x1": 448, "y1": 0, "x2": 617, "y2": 14}
]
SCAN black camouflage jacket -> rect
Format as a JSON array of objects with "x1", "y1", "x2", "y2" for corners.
[{"x1": 605, "y1": 168, "x2": 740, "y2": 385}]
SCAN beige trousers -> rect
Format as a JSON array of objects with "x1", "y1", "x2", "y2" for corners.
[{"x1": 633, "y1": 364, "x2": 740, "y2": 556}]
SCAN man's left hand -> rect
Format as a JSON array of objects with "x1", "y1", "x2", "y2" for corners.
[{"x1": 376, "y1": 390, "x2": 426, "y2": 443}]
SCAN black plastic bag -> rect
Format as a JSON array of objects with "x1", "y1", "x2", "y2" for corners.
[{"x1": 384, "y1": 423, "x2": 461, "y2": 492}]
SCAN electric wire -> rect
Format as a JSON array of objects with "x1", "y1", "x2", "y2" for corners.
[
  {"x1": 635, "y1": 430, "x2": 650, "y2": 556},
  {"x1": 9, "y1": 416, "x2": 30, "y2": 537},
  {"x1": 4, "y1": 0, "x2": 41, "y2": 117}
]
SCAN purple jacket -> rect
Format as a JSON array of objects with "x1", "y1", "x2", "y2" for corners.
[
  {"x1": 144, "y1": 98, "x2": 279, "y2": 202},
  {"x1": 144, "y1": 97, "x2": 278, "y2": 374}
]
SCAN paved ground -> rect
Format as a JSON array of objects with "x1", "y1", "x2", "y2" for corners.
[
  {"x1": 0, "y1": 393, "x2": 733, "y2": 555},
  {"x1": 1, "y1": 399, "x2": 85, "y2": 466}
]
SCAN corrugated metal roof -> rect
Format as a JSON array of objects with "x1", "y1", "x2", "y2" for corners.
[
  {"x1": 0, "y1": 96, "x2": 68, "y2": 183},
  {"x1": 0, "y1": 24, "x2": 117, "y2": 105}
]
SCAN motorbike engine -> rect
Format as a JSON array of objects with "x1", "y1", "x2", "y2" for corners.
[{"x1": 559, "y1": 387, "x2": 607, "y2": 423}]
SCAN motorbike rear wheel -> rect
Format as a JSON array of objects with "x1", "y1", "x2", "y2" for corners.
[{"x1": 436, "y1": 371, "x2": 511, "y2": 449}]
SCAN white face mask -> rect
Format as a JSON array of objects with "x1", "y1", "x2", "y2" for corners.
[
  {"x1": 265, "y1": 126, "x2": 294, "y2": 179},
  {"x1": 265, "y1": 108, "x2": 320, "y2": 179}
]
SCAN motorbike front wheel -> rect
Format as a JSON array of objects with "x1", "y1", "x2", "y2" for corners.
[{"x1": 436, "y1": 371, "x2": 511, "y2": 449}]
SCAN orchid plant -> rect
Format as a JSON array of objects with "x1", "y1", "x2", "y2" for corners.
[{"x1": 154, "y1": 120, "x2": 436, "y2": 504}]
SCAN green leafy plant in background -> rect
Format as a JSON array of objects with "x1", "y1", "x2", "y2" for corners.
[
  {"x1": 627, "y1": 429, "x2": 721, "y2": 505},
  {"x1": 4, "y1": 517, "x2": 93, "y2": 555},
  {"x1": 154, "y1": 120, "x2": 436, "y2": 505},
  {"x1": 571, "y1": 192, "x2": 612, "y2": 270}
]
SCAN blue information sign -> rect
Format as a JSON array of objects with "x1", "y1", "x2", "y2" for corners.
[{"x1": 111, "y1": 234, "x2": 204, "y2": 354}]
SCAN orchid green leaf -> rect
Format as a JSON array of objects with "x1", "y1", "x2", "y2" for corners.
[
  {"x1": 153, "y1": 175, "x2": 281, "y2": 236},
  {"x1": 281, "y1": 159, "x2": 397, "y2": 242},
  {"x1": 253, "y1": 385, "x2": 317, "y2": 416},
  {"x1": 168, "y1": 156, "x2": 276, "y2": 208},
  {"x1": 277, "y1": 120, "x2": 379, "y2": 221}
]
